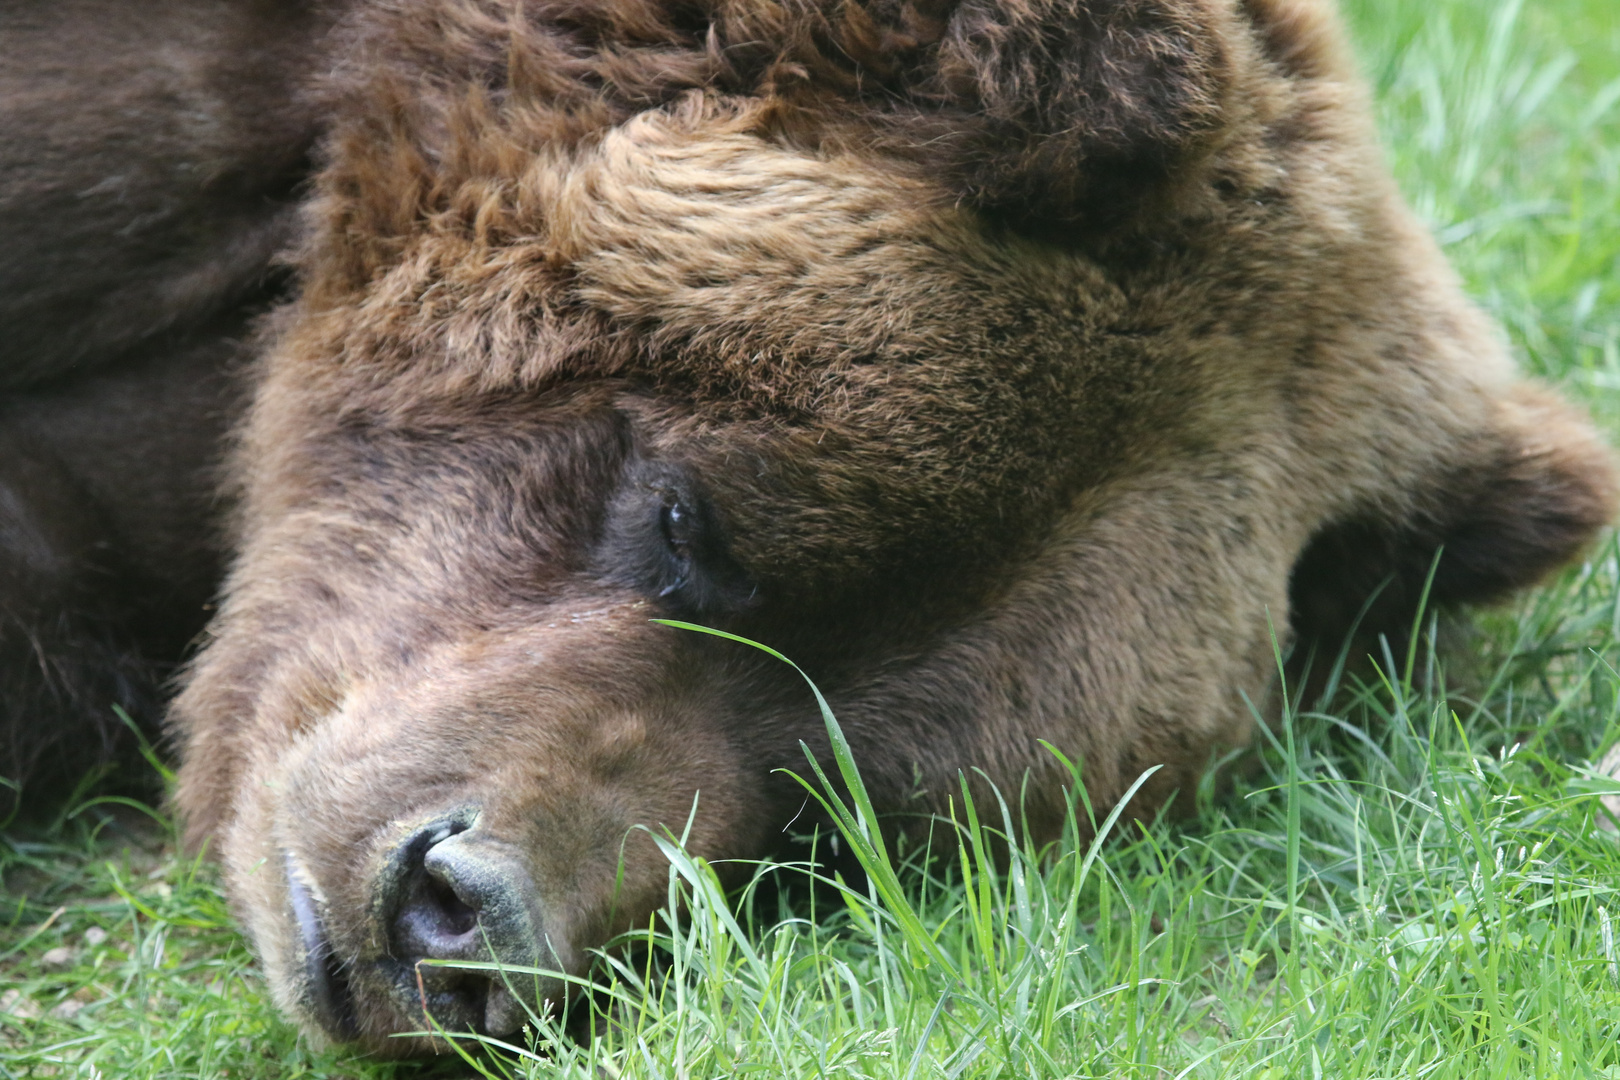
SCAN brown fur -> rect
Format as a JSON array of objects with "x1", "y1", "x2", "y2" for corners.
[
  {"x1": 0, "y1": 0, "x2": 336, "y2": 388},
  {"x1": 0, "y1": 1, "x2": 343, "y2": 795},
  {"x1": 0, "y1": 327, "x2": 244, "y2": 792},
  {"x1": 0, "y1": 0, "x2": 1612, "y2": 1055}
]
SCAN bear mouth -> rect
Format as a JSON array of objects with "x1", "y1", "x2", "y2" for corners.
[{"x1": 283, "y1": 851, "x2": 360, "y2": 1043}]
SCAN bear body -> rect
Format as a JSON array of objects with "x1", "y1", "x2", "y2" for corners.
[
  {"x1": 1, "y1": 0, "x2": 1614, "y2": 1052},
  {"x1": 0, "y1": 0, "x2": 341, "y2": 788}
]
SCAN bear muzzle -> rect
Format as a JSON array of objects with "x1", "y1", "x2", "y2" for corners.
[{"x1": 284, "y1": 807, "x2": 564, "y2": 1047}]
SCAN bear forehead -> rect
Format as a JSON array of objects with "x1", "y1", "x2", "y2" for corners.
[
  {"x1": 305, "y1": 94, "x2": 1137, "y2": 413},
  {"x1": 565, "y1": 105, "x2": 1128, "y2": 367}
]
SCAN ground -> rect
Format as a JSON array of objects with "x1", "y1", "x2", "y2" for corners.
[{"x1": 4, "y1": 0, "x2": 1620, "y2": 1075}]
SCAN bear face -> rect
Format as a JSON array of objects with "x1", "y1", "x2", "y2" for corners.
[{"x1": 163, "y1": 0, "x2": 1616, "y2": 1052}]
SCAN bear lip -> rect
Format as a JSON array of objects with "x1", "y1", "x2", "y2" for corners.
[{"x1": 283, "y1": 851, "x2": 360, "y2": 1043}]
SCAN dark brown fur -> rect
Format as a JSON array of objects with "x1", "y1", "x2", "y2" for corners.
[
  {"x1": 0, "y1": 0, "x2": 337, "y2": 387},
  {"x1": 1, "y1": 0, "x2": 1613, "y2": 1054},
  {"x1": 0, "y1": 0, "x2": 345, "y2": 796}
]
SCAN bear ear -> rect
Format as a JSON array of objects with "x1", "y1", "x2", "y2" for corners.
[
  {"x1": 1423, "y1": 385, "x2": 1619, "y2": 606},
  {"x1": 732, "y1": 0, "x2": 1241, "y2": 225},
  {"x1": 924, "y1": 0, "x2": 1236, "y2": 221},
  {"x1": 1289, "y1": 384, "x2": 1620, "y2": 653}
]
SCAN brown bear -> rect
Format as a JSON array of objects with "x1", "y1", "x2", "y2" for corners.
[{"x1": 2, "y1": 0, "x2": 1615, "y2": 1056}]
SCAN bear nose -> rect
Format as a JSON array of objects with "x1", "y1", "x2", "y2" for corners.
[{"x1": 382, "y1": 816, "x2": 547, "y2": 1035}]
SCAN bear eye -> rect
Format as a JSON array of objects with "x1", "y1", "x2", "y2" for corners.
[
  {"x1": 597, "y1": 466, "x2": 756, "y2": 615},
  {"x1": 656, "y1": 496, "x2": 695, "y2": 597},
  {"x1": 661, "y1": 498, "x2": 695, "y2": 551}
]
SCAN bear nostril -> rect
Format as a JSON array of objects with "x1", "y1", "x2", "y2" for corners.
[
  {"x1": 393, "y1": 827, "x2": 483, "y2": 960},
  {"x1": 424, "y1": 872, "x2": 478, "y2": 936}
]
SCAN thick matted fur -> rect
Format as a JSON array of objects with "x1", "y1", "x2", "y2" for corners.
[{"x1": 1, "y1": 0, "x2": 1613, "y2": 1055}]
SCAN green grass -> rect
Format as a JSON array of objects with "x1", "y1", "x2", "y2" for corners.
[
  {"x1": 5, "y1": 0, "x2": 1620, "y2": 1075},
  {"x1": 1353, "y1": 0, "x2": 1620, "y2": 416}
]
